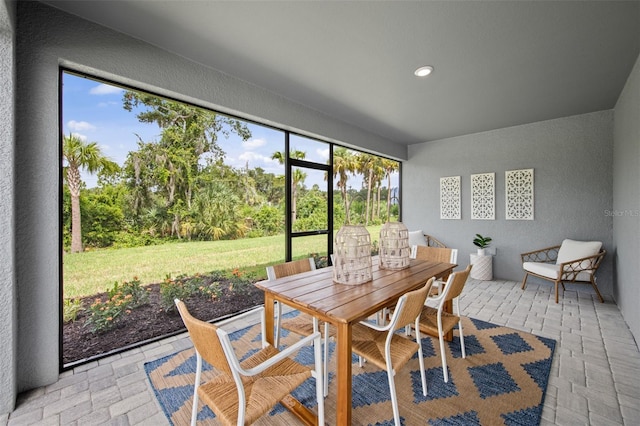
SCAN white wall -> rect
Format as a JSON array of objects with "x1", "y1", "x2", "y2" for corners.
[
  {"x1": 11, "y1": 0, "x2": 405, "y2": 396},
  {"x1": 613, "y1": 54, "x2": 640, "y2": 343},
  {"x1": 0, "y1": 0, "x2": 16, "y2": 415},
  {"x1": 404, "y1": 111, "x2": 614, "y2": 297}
]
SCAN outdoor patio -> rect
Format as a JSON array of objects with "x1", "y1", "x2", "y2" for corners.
[{"x1": 4, "y1": 278, "x2": 640, "y2": 426}]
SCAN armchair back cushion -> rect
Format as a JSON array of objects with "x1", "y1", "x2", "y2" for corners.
[
  {"x1": 408, "y1": 230, "x2": 428, "y2": 247},
  {"x1": 556, "y1": 239, "x2": 602, "y2": 265}
]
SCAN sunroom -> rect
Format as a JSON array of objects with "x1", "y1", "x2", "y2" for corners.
[{"x1": 2, "y1": 1, "x2": 639, "y2": 424}]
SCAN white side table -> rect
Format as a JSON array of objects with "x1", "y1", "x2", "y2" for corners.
[{"x1": 470, "y1": 254, "x2": 493, "y2": 280}]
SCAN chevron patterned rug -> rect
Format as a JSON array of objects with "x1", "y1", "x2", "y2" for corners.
[{"x1": 145, "y1": 315, "x2": 555, "y2": 425}]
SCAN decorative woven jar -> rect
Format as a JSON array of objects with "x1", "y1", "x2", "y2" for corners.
[
  {"x1": 333, "y1": 225, "x2": 372, "y2": 285},
  {"x1": 379, "y1": 221, "x2": 411, "y2": 270}
]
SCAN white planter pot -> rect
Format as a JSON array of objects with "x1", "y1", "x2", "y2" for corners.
[{"x1": 477, "y1": 248, "x2": 486, "y2": 256}]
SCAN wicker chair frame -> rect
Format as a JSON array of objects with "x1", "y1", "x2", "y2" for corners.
[
  {"x1": 521, "y1": 245, "x2": 606, "y2": 303},
  {"x1": 424, "y1": 233, "x2": 447, "y2": 248},
  {"x1": 175, "y1": 300, "x2": 324, "y2": 425}
]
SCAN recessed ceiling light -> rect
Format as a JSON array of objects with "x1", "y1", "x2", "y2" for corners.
[{"x1": 414, "y1": 66, "x2": 434, "y2": 77}]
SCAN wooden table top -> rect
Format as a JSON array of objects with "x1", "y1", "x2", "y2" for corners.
[{"x1": 255, "y1": 257, "x2": 456, "y2": 326}]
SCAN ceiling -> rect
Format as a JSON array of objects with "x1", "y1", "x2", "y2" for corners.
[{"x1": 44, "y1": 1, "x2": 639, "y2": 145}]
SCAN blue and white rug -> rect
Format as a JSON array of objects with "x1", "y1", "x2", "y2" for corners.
[{"x1": 145, "y1": 315, "x2": 555, "y2": 425}]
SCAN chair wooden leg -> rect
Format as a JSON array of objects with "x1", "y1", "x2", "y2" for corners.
[
  {"x1": 554, "y1": 280, "x2": 559, "y2": 303},
  {"x1": 323, "y1": 322, "x2": 329, "y2": 397},
  {"x1": 521, "y1": 273, "x2": 529, "y2": 290},
  {"x1": 591, "y1": 276, "x2": 605, "y2": 303}
]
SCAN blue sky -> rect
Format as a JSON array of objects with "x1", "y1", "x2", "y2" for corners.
[{"x1": 62, "y1": 72, "x2": 394, "y2": 191}]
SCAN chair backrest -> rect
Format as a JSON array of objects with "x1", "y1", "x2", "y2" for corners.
[
  {"x1": 267, "y1": 258, "x2": 316, "y2": 280},
  {"x1": 412, "y1": 245, "x2": 457, "y2": 264},
  {"x1": 389, "y1": 278, "x2": 434, "y2": 333},
  {"x1": 175, "y1": 299, "x2": 233, "y2": 375},
  {"x1": 441, "y1": 264, "x2": 473, "y2": 303},
  {"x1": 556, "y1": 239, "x2": 602, "y2": 265}
]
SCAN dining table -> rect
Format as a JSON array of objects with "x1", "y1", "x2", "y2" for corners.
[{"x1": 254, "y1": 256, "x2": 456, "y2": 425}]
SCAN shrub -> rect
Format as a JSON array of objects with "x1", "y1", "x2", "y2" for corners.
[
  {"x1": 159, "y1": 275, "x2": 193, "y2": 313},
  {"x1": 111, "y1": 277, "x2": 149, "y2": 308},
  {"x1": 84, "y1": 277, "x2": 149, "y2": 333},
  {"x1": 84, "y1": 296, "x2": 127, "y2": 333},
  {"x1": 63, "y1": 298, "x2": 84, "y2": 323}
]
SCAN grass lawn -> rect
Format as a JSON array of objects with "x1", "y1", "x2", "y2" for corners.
[{"x1": 64, "y1": 225, "x2": 383, "y2": 298}]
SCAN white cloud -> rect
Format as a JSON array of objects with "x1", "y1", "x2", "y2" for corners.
[
  {"x1": 230, "y1": 152, "x2": 280, "y2": 173},
  {"x1": 70, "y1": 132, "x2": 87, "y2": 142},
  {"x1": 238, "y1": 151, "x2": 274, "y2": 164},
  {"x1": 97, "y1": 101, "x2": 120, "y2": 108},
  {"x1": 68, "y1": 120, "x2": 96, "y2": 132},
  {"x1": 89, "y1": 84, "x2": 123, "y2": 95},
  {"x1": 242, "y1": 138, "x2": 267, "y2": 149},
  {"x1": 317, "y1": 148, "x2": 330, "y2": 160}
]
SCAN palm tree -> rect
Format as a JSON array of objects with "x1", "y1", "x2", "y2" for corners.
[
  {"x1": 271, "y1": 149, "x2": 307, "y2": 222},
  {"x1": 371, "y1": 157, "x2": 385, "y2": 221},
  {"x1": 333, "y1": 147, "x2": 356, "y2": 223},
  {"x1": 382, "y1": 159, "x2": 399, "y2": 220},
  {"x1": 356, "y1": 153, "x2": 375, "y2": 226},
  {"x1": 63, "y1": 134, "x2": 119, "y2": 253}
]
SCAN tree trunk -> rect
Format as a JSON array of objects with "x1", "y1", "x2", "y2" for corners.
[
  {"x1": 376, "y1": 185, "x2": 381, "y2": 220},
  {"x1": 343, "y1": 187, "x2": 350, "y2": 224},
  {"x1": 68, "y1": 167, "x2": 83, "y2": 253},
  {"x1": 172, "y1": 214, "x2": 181, "y2": 239},
  {"x1": 365, "y1": 169, "x2": 373, "y2": 226}
]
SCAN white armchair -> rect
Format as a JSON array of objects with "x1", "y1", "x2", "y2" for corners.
[{"x1": 521, "y1": 239, "x2": 606, "y2": 303}]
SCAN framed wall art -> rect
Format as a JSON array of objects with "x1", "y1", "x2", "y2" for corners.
[
  {"x1": 506, "y1": 168, "x2": 534, "y2": 220},
  {"x1": 440, "y1": 176, "x2": 461, "y2": 220},
  {"x1": 471, "y1": 172, "x2": 495, "y2": 220}
]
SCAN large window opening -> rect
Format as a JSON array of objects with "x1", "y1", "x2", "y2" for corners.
[{"x1": 60, "y1": 70, "x2": 400, "y2": 369}]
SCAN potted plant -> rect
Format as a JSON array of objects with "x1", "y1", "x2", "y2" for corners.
[{"x1": 473, "y1": 234, "x2": 492, "y2": 256}]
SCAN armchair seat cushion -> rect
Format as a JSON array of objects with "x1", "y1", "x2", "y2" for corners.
[{"x1": 523, "y1": 262, "x2": 593, "y2": 281}]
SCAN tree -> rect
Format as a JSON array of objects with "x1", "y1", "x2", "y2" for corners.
[
  {"x1": 122, "y1": 92, "x2": 251, "y2": 238},
  {"x1": 356, "y1": 153, "x2": 375, "y2": 226},
  {"x1": 294, "y1": 186, "x2": 328, "y2": 231},
  {"x1": 382, "y1": 159, "x2": 399, "y2": 220},
  {"x1": 193, "y1": 181, "x2": 247, "y2": 240},
  {"x1": 271, "y1": 149, "x2": 307, "y2": 222},
  {"x1": 63, "y1": 133, "x2": 119, "y2": 253},
  {"x1": 248, "y1": 167, "x2": 284, "y2": 206},
  {"x1": 333, "y1": 147, "x2": 356, "y2": 224},
  {"x1": 370, "y1": 156, "x2": 385, "y2": 222}
]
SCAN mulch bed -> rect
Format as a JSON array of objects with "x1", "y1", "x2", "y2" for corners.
[{"x1": 63, "y1": 281, "x2": 265, "y2": 367}]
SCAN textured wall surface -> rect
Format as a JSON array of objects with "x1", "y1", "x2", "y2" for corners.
[
  {"x1": 13, "y1": 1, "x2": 404, "y2": 393},
  {"x1": 0, "y1": 1, "x2": 16, "y2": 413},
  {"x1": 0, "y1": 0, "x2": 16, "y2": 415},
  {"x1": 404, "y1": 111, "x2": 615, "y2": 296},
  {"x1": 613, "y1": 55, "x2": 640, "y2": 343}
]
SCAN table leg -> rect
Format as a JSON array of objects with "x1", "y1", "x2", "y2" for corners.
[
  {"x1": 264, "y1": 294, "x2": 275, "y2": 345},
  {"x1": 335, "y1": 322, "x2": 352, "y2": 425},
  {"x1": 439, "y1": 269, "x2": 454, "y2": 342},
  {"x1": 443, "y1": 299, "x2": 453, "y2": 341}
]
